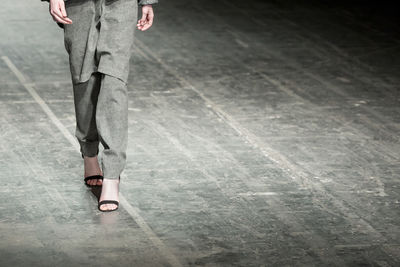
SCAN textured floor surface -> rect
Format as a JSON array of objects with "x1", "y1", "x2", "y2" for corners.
[{"x1": 0, "y1": 0, "x2": 399, "y2": 266}]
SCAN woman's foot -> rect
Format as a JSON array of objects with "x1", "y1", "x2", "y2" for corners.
[
  {"x1": 84, "y1": 155, "x2": 103, "y2": 186},
  {"x1": 98, "y1": 178, "x2": 120, "y2": 211}
]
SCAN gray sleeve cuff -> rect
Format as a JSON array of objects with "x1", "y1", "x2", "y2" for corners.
[{"x1": 138, "y1": 0, "x2": 158, "y2": 6}]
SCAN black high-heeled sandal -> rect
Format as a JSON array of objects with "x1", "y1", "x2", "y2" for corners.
[
  {"x1": 98, "y1": 200, "x2": 119, "y2": 212},
  {"x1": 84, "y1": 175, "x2": 104, "y2": 187},
  {"x1": 98, "y1": 176, "x2": 120, "y2": 212},
  {"x1": 82, "y1": 150, "x2": 103, "y2": 187}
]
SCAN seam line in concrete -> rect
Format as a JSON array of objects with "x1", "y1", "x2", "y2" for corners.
[{"x1": 2, "y1": 55, "x2": 183, "y2": 267}]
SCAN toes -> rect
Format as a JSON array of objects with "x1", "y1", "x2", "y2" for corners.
[
  {"x1": 99, "y1": 203, "x2": 117, "y2": 211},
  {"x1": 107, "y1": 204, "x2": 117, "y2": 210},
  {"x1": 86, "y1": 179, "x2": 103, "y2": 185},
  {"x1": 85, "y1": 178, "x2": 103, "y2": 186}
]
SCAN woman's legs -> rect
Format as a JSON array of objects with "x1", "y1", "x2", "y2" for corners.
[
  {"x1": 73, "y1": 72, "x2": 128, "y2": 210},
  {"x1": 65, "y1": 0, "x2": 136, "y2": 211},
  {"x1": 72, "y1": 72, "x2": 103, "y2": 186},
  {"x1": 96, "y1": 73, "x2": 129, "y2": 211},
  {"x1": 72, "y1": 72, "x2": 101, "y2": 158}
]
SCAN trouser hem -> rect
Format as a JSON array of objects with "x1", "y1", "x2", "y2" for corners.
[
  {"x1": 101, "y1": 152, "x2": 126, "y2": 179},
  {"x1": 79, "y1": 141, "x2": 100, "y2": 158}
]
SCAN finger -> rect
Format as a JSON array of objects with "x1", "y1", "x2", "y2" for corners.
[
  {"x1": 51, "y1": 11, "x2": 72, "y2": 24},
  {"x1": 59, "y1": 1, "x2": 68, "y2": 17},
  {"x1": 142, "y1": 15, "x2": 154, "y2": 30},
  {"x1": 55, "y1": 4, "x2": 72, "y2": 23},
  {"x1": 137, "y1": 19, "x2": 147, "y2": 30},
  {"x1": 57, "y1": 14, "x2": 72, "y2": 23},
  {"x1": 51, "y1": 8, "x2": 67, "y2": 22},
  {"x1": 51, "y1": 6, "x2": 63, "y2": 18},
  {"x1": 63, "y1": 16, "x2": 72, "y2": 23},
  {"x1": 137, "y1": 19, "x2": 144, "y2": 27},
  {"x1": 53, "y1": 6, "x2": 72, "y2": 23},
  {"x1": 141, "y1": 22, "x2": 152, "y2": 31},
  {"x1": 54, "y1": 13, "x2": 72, "y2": 24}
]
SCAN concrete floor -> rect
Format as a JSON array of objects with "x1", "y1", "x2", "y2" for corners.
[{"x1": 0, "y1": 0, "x2": 399, "y2": 266}]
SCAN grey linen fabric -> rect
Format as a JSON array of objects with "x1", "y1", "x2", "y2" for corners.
[
  {"x1": 63, "y1": 0, "x2": 138, "y2": 84},
  {"x1": 65, "y1": 0, "x2": 139, "y2": 179},
  {"x1": 41, "y1": 0, "x2": 158, "y2": 179},
  {"x1": 73, "y1": 72, "x2": 129, "y2": 180}
]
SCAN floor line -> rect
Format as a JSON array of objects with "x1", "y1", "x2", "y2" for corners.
[
  {"x1": 2, "y1": 56, "x2": 79, "y2": 150},
  {"x1": 2, "y1": 55, "x2": 183, "y2": 267}
]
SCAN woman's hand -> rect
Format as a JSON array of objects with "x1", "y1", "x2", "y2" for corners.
[
  {"x1": 137, "y1": 5, "x2": 154, "y2": 31},
  {"x1": 49, "y1": 0, "x2": 72, "y2": 24}
]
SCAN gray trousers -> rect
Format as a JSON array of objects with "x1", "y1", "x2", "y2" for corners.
[
  {"x1": 73, "y1": 73, "x2": 128, "y2": 180},
  {"x1": 64, "y1": 0, "x2": 137, "y2": 179}
]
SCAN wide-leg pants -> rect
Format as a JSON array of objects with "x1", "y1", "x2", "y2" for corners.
[
  {"x1": 72, "y1": 73, "x2": 128, "y2": 180},
  {"x1": 63, "y1": 0, "x2": 138, "y2": 180}
]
